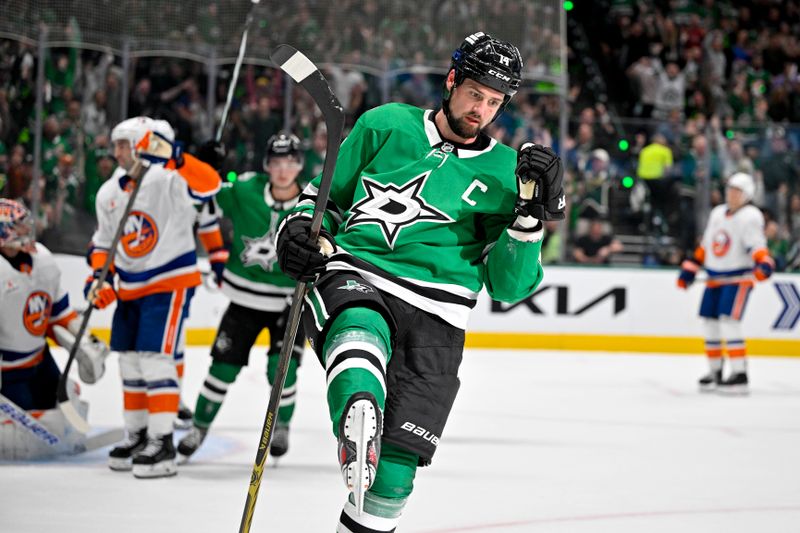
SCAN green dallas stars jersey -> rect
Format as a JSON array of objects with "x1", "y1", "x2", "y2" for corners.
[
  {"x1": 292, "y1": 102, "x2": 544, "y2": 329},
  {"x1": 214, "y1": 172, "x2": 298, "y2": 311}
]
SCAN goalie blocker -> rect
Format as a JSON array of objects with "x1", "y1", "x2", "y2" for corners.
[{"x1": 304, "y1": 270, "x2": 462, "y2": 465}]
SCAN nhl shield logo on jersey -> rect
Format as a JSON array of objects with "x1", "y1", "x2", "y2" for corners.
[
  {"x1": 23, "y1": 290, "x2": 52, "y2": 336},
  {"x1": 712, "y1": 230, "x2": 731, "y2": 257},
  {"x1": 346, "y1": 171, "x2": 453, "y2": 249},
  {"x1": 121, "y1": 210, "x2": 159, "y2": 258}
]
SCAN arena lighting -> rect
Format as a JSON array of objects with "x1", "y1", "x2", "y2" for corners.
[
  {"x1": 621, "y1": 176, "x2": 634, "y2": 188},
  {"x1": 726, "y1": 130, "x2": 736, "y2": 139},
  {"x1": 227, "y1": 171, "x2": 238, "y2": 182},
  {"x1": 618, "y1": 139, "x2": 630, "y2": 151},
  {"x1": 563, "y1": 1, "x2": 574, "y2": 11}
]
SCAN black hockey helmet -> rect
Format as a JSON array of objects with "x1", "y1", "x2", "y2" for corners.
[
  {"x1": 448, "y1": 32, "x2": 523, "y2": 106},
  {"x1": 264, "y1": 132, "x2": 304, "y2": 169}
]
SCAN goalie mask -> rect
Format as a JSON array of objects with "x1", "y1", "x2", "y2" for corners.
[{"x1": 0, "y1": 198, "x2": 36, "y2": 253}]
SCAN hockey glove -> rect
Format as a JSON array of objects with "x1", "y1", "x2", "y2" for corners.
[
  {"x1": 208, "y1": 247, "x2": 229, "y2": 287},
  {"x1": 84, "y1": 272, "x2": 117, "y2": 309},
  {"x1": 276, "y1": 216, "x2": 336, "y2": 282},
  {"x1": 754, "y1": 259, "x2": 774, "y2": 281},
  {"x1": 135, "y1": 130, "x2": 185, "y2": 168},
  {"x1": 514, "y1": 143, "x2": 566, "y2": 221},
  {"x1": 195, "y1": 140, "x2": 227, "y2": 171},
  {"x1": 677, "y1": 258, "x2": 701, "y2": 289}
]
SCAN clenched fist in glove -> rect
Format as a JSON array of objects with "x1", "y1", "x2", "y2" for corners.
[
  {"x1": 84, "y1": 272, "x2": 117, "y2": 309},
  {"x1": 135, "y1": 130, "x2": 185, "y2": 167},
  {"x1": 514, "y1": 143, "x2": 566, "y2": 221},
  {"x1": 276, "y1": 216, "x2": 336, "y2": 282},
  {"x1": 196, "y1": 140, "x2": 227, "y2": 171}
]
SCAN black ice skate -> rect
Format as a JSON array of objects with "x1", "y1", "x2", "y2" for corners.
[
  {"x1": 269, "y1": 423, "x2": 290, "y2": 457},
  {"x1": 717, "y1": 372, "x2": 749, "y2": 396},
  {"x1": 698, "y1": 370, "x2": 722, "y2": 392},
  {"x1": 132, "y1": 434, "x2": 177, "y2": 478},
  {"x1": 176, "y1": 426, "x2": 208, "y2": 463},
  {"x1": 108, "y1": 428, "x2": 148, "y2": 471},
  {"x1": 338, "y1": 392, "x2": 382, "y2": 515},
  {"x1": 174, "y1": 402, "x2": 194, "y2": 430}
]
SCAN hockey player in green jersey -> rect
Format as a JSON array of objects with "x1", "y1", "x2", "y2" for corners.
[
  {"x1": 177, "y1": 133, "x2": 307, "y2": 461},
  {"x1": 276, "y1": 32, "x2": 565, "y2": 530}
]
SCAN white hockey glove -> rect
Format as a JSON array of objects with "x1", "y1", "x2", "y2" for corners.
[
  {"x1": 52, "y1": 324, "x2": 110, "y2": 384},
  {"x1": 135, "y1": 130, "x2": 185, "y2": 167}
]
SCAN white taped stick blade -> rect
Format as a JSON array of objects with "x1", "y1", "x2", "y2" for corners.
[
  {"x1": 59, "y1": 398, "x2": 90, "y2": 434},
  {"x1": 277, "y1": 49, "x2": 317, "y2": 83}
]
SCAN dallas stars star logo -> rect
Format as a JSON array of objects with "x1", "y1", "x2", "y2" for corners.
[
  {"x1": 346, "y1": 171, "x2": 453, "y2": 249},
  {"x1": 240, "y1": 231, "x2": 277, "y2": 270}
]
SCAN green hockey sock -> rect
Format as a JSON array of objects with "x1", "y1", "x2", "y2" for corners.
[
  {"x1": 267, "y1": 355, "x2": 299, "y2": 425},
  {"x1": 322, "y1": 307, "x2": 391, "y2": 436},
  {"x1": 193, "y1": 361, "x2": 241, "y2": 429},
  {"x1": 370, "y1": 442, "x2": 418, "y2": 501}
]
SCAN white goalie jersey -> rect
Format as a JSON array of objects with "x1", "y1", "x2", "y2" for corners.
[{"x1": 0, "y1": 243, "x2": 77, "y2": 371}]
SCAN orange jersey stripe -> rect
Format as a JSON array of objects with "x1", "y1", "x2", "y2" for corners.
[
  {"x1": 117, "y1": 272, "x2": 201, "y2": 301},
  {"x1": 162, "y1": 289, "x2": 185, "y2": 356},
  {"x1": 50, "y1": 310, "x2": 78, "y2": 329},
  {"x1": 176, "y1": 362, "x2": 185, "y2": 378}
]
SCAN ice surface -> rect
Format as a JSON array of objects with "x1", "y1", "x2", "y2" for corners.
[{"x1": 2, "y1": 347, "x2": 799, "y2": 532}]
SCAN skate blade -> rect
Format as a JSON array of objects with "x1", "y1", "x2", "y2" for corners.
[
  {"x1": 108, "y1": 457, "x2": 133, "y2": 471},
  {"x1": 132, "y1": 461, "x2": 178, "y2": 479},
  {"x1": 343, "y1": 400, "x2": 378, "y2": 515},
  {"x1": 716, "y1": 385, "x2": 749, "y2": 396}
]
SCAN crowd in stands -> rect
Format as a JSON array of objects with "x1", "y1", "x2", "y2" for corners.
[{"x1": 1, "y1": 0, "x2": 799, "y2": 271}]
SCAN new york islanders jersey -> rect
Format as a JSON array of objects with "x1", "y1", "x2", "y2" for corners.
[
  {"x1": 288, "y1": 103, "x2": 544, "y2": 328},
  {"x1": 0, "y1": 244, "x2": 77, "y2": 372},
  {"x1": 700, "y1": 204, "x2": 767, "y2": 286},
  {"x1": 91, "y1": 156, "x2": 220, "y2": 300},
  {"x1": 215, "y1": 173, "x2": 298, "y2": 311}
]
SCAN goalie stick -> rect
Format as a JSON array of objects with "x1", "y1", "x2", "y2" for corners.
[
  {"x1": 238, "y1": 44, "x2": 344, "y2": 533},
  {"x1": 216, "y1": 0, "x2": 261, "y2": 142},
  {"x1": 56, "y1": 159, "x2": 148, "y2": 434}
]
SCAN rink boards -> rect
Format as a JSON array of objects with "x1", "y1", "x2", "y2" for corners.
[{"x1": 55, "y1": 255, "x2": 800, "y2": 356}]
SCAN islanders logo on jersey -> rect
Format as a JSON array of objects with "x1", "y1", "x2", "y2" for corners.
[
  {"x1": 121, "y1": 210, "x2": 159, "y2": 258},
  {"x1": 712, "y1": 230, "x2": 732, "y2": 257},
  {"x1": 23, "y1": 290, "x2": 52, "y2": 336}
]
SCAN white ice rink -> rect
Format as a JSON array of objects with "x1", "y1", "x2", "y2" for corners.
[{"x1": 2, "y1": 346, "x2": 800, "y2": 532}]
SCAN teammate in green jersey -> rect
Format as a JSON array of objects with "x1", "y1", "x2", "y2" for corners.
[
  {"x1": 177, "y1": 133, "x2": 307, "y2": 461},
  {"x1": 276, "y1": 32, "x2": 566, "y2": 529}
]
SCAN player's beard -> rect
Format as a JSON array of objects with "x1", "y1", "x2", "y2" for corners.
[{"x1": 443, "y1": 97, "x2": 483, "y2": 140}]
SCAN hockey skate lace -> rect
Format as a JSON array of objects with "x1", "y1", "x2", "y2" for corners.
[{"x1": 139, "y1": 437, "x2": 163, "y2": 457}]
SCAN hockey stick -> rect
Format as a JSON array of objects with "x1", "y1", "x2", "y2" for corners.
[
  {"x1": 56, "y1": 159, "x2": 148, "y2": 433},
  {"x1": 216, "y1": 0, "x2": 261, "y2": 142},
  {"x1": 0, "y1": 392, "x2": 61, "y2": 445},
  {"x1": 238, "y1": 45, "x2": 344, "y2": 533}
]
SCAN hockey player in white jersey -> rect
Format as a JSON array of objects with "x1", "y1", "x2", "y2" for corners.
[
  {"x1": 88, "y1": 116, "x2": 220, "y2": 478},
  {"x1": 677, "y1": 172, "x2": 774, "y2": 394},
  {"x1": 0, "y1": 198, "x2": 109, "y2": 459}
]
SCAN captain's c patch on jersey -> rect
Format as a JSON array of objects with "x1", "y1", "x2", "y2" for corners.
[{"x1": 345, "y1": 171, "x2": 453, "y2": 249}]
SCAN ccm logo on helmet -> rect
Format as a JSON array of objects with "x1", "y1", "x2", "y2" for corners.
[
  {"x1": 23, "y1": 291, "x2": 52, "y2": 336},
  {"x1": 401, "y1": 421, "x2": 440, "y2": 447},
  {"x1": 488, "y1": 69, "x2": 512, "y2": 82}
]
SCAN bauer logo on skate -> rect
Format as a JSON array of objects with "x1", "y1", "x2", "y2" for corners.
[
  {"x1": 712, "y1": 230, "x2": 731, "y2": 257},
  {"x1": 121, "y1": 211, "x2": 158, "y2": 258},
  {"x1": 23, "y1": 291, "x2": 52, "y2": 336}
]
